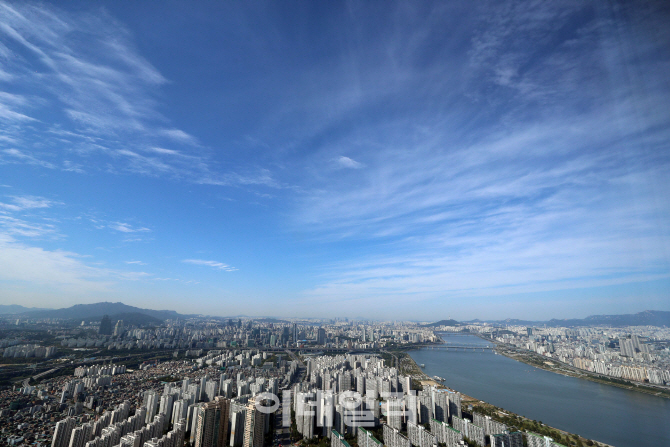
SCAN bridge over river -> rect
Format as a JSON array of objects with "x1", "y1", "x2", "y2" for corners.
[{"x1": 425, "y1": 344, "x2": 495, "y2": 351}]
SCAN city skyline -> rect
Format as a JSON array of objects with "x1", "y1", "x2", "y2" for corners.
[{"x1": 0, "y1": 1, "x2": 669, "y2": 320}]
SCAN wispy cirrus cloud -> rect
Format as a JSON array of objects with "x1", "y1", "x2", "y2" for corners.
[
  {"x1": 158, "y1": 129, "x2": 199, "y2": 146},
  {"x1": 0, "y1": 194, "x2": 54, "y2": 212},
  {"x1": 0, "y1": 194, "x2": 60, "y2": 238},
  {"x1": 0, "y1": 2, "x2": 278, "y2": 189},
  {"x1": 335, "y1": 156, "x2": 364, "y2": 169},
  {"x1": 182, "y1": 259, "x2": 237, "y2": 272},
  {"x1": 288, "y1": 2, "x2": 670, "y2": 318},
  {"x1": 109, "y1": 222, "x2": 151, "y2": 233},
  {"x1": 0, "y1": 233, "x2": 149, "y2": 292},
  {"x1": 1, "y1": 148, "x2": 55, "y2": 169}
]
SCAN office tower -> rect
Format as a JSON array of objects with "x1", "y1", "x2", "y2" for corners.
[
  {"x1": 194, "y1": 397, "x2": 231, "y2": 447},
  {"x1": 292, "y1": 324, "x2": 298, "y2": 343},
  {"x1": 317, "y1": 328, "x2": 326, "y2": 345},
  {"x1": 52, "y1": 418, "x2": 76, "y2": 447},
  {"x1": 242, "y1": 402, "x2": 266, "y2": 447},
  {"x1": 99, "y1": 316, "x2": 112, "y2": 335}
]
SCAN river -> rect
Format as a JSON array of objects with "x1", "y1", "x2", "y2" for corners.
[{"x1": 408, "y1": 333, "x2": 670, "y2": 447}]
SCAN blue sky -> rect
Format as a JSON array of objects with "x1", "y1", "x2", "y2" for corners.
[{"x1": 0, "y1": 1, "x2": 669, "y2": 320}]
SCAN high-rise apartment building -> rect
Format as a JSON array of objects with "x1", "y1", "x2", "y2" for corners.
[
  {"x1": 193, "y1": 397, "x2": 231, "y2": 447},
  {"x1": 357, "y1": 428, "x2": 382, "y2": 447},
  {"x1": 52, "y1": 418, "x2": 76, "y2": 447},
  {"x1": 491, "y1": 432, "x2": 524, "y2": 447},
  {"x1": 68, "y1": 423, "x2": 92, "y2": 447},
  {"x1": 331, "y1": 430, "x2": 350, "y2": 447},
  {"x1": 242, "y1": 402, "x2": 266, "y2": 447},
  {"x1": 382, "y1": 424, "x2": 410, "y2": 447}
]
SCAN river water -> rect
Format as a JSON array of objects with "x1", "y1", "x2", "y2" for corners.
[{"x1": 408, "y1": 333, "x2": 670, "y2": 447}]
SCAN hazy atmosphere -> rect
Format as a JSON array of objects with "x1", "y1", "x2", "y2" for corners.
[{"x1": 0, "y1": 1, "x2": 669, "y2": 319}]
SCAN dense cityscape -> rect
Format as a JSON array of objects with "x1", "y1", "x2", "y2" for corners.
[
  {"x1": 1, "y1": 1, "x2": 669, "y2": 446},
  {"x1": 1, "y1": 307, "x2": 669, "y2": 447}
]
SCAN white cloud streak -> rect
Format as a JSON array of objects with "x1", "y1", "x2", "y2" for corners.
[
  {"x1": 335, "y1": 156, "x2": 364, "y2": 169},
  {"x1": 0, "y1": 2, "x2": 278, "y2": 189},
  {"x1": 109, "y1": 222, "x2": 151, "y2": 233},
  {"x1": 182, "y1": 259, "x2": 237, "y2": 272},
  {"x1": 289, "y1": 2, "x2": 670, "y2": 315}
]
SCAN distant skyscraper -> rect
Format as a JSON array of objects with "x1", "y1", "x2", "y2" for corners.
[
  {"x1": 113, "y1": 320, "x2": 124, "y2": 336},
  {"x1": 619, "y1": 338, "x2": 636, "y2": 357},
  {"x1": 99, "y1": 316, "x2": 112, "y2": 335},
  {"x1": 317, "y1": 328, "x2": 326, "y2": 345}
]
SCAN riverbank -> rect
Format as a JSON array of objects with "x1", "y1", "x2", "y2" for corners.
[
  {"x1": 394, "y1": 348, "x2": 613, "y2": 447},
  {"x1": 484, "y1": 339, "x2": 670, "y2": 400}
]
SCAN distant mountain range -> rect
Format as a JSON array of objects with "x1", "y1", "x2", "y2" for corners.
[
  {"x1": 3, "y1": 303, "x2": 669, "y2": 328},
  {"x1": 4, "y1": 301, "x2": 191, "y2": 325},
  {"x1": 465, "y1": 310, "x2": 670, "y2": 328},
  {"x1": 421, "y1": 319, "x2": 461, "y2": 327},
  {"x1": 0, "y1": 304, "x2": 51, "y2": 315}
]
